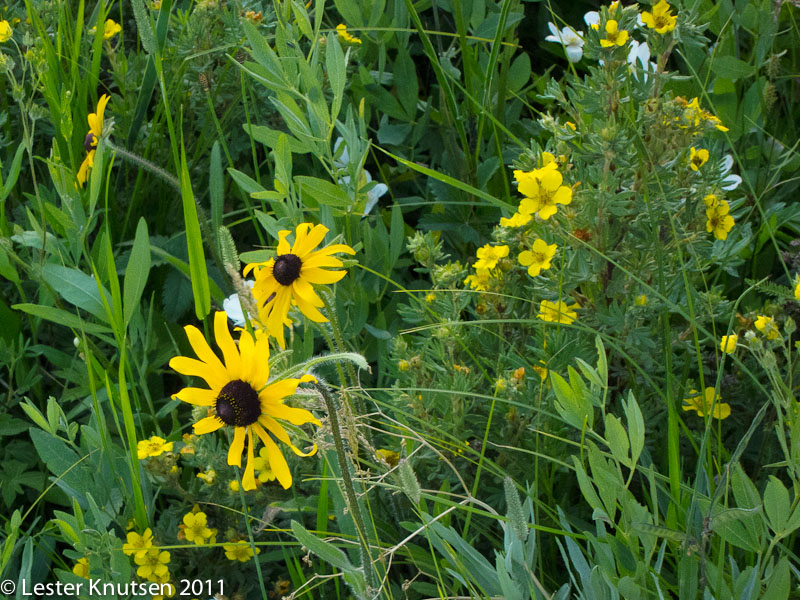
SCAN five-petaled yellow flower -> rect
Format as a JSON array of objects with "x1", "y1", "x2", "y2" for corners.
[
  {"x1": 537, "y1": 299, "x2": 579, "y2": 324},
  {"x1": 689, "y1": 147, "x2": 709, "y2": 171},
  {"x1": 754, "y1": 315, "x2": 779, "y2": 340},
  {"x1": 77, "y1": 94, "x2": 110, "y2": 187},
  {"x1": 464, "y1": 268, "x2": 492, "y2": 291},
  {"x1": 474, "y1": 244, "x2": 509, "y2": 270},
  {"x1": 516, "y1": 164, "x2": 573, "y2": 220},
  {"x1": 122, "y1": 528, "x2": 154, "y2": 560},
  {"x1": 244, "y1": 223, "x2": 355, "y2": 349},
  {"x1": 182, "y1": 511, "x2": 213, "y2": 545},
  {"x1": 518, "y1": 239, "x2": 557, "y2": 277},
  {"x1": 92, "y1": 18, "x2": 122, "y2": 40},
  {"x1": 169, "y1": 311, "x2": 321, "y2": 490},
  {"x1": 224, "y1": 541, "x2": 260, "y2": 562},
  {"x1": 641, "y1": 0, "x2": 677, "y2": 34},
  {"x1": 720, "y1": 334, "x2": 737, "y2": 354},
  {"x1": 137, "y1": 435, "x2": 173, "y2": 459},
  {"x1": 683, "y1": 387, "x2": 731, "y2": 420},
  {"x1": 336, "y1": 23, "x2": 362, "y2": 44},
  {"x1": 705, "y1": 200, "x2": 734, "y2": 241},
  {"x1": 0, "y1": 20, "x2": 12, "y2": 42},
  {"x1": 600, "y1": 20, "x2": 629, "y2": 48},
  {"x1": 135, "y1": 548, "x2": 170, "y2": 581}
]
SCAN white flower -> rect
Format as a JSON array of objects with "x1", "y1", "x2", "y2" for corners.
[
  {"x1": 222, "y1": 280, "x2": 254, "y2": 327},
  {"x1": 333, "y1": 137, "x2": 389, "y2": 215},
  {"x1": 627, "y1": 40, "x2": 656, "y2": 82},
  {"x1": 584, "y1": 11, "x2": 600, "y2": 28},
  {"x1": 545, "y1": 23, "x2": 585, "y2": 63},
  {"x1": 719, "y1": 154, "x2": 742, "y2": 191}
]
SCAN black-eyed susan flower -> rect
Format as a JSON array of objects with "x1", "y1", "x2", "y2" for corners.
[
  {"x1": 336, "y1": 23, "x2": 362, "y2": 44},
  {"x1": 690, "y1": 147, "x2": 709, "y2": 171},
  {"x1": 516, "y1": 165, "x2": 573, "y2": 220},
  {"x1": 682, "y1": 387, "x2": 731, "y2": 420},
  {"x1": 77, "y1": 94, "x2": 110, "y2": 187},
  {"x1": 641, "y1": 0, "x2": 677, "y2": 34},
  {"x1": 72, "y1": 558, "x2": 90, "y2": 579},
  {"x1": 224, "y1": 541, "x2": 260, "y2": 562},
  {"x1": 474, "y1": 243, "x2": 509, "y2": 270},
  {"x1": 518, "y1": 239, "x2": 557, "y2": 277},
  {"x1": 122, "y1": 529, "x2": 154, "y2": 560},
  {"x1": 0, "y1": 20, "x2": 11, "y2": 42},
  {"x1": 182, "y1": 511, "x2": 213, "y2": 545},
  {"x1": 720, "y1": 334, "x2": 737, "y2": 354},
  {"x1": 169, "y1": 311, "x2": 320, "y2": 490},
  {"x1": 599, "y1": 20, "x2": 629, "y2": 48},
  {"x1": 754, "y1": 315, "x2": 779, "y2": 340},
  {"x1": 244, "y1": 223, "x2": 355, "y2": 349},
  {"x1": 137, "y1": 435, "x2": 173, "y2": 459},
  {"x1": 705, "y1": 200, "x2": 734, "y2": 241},
  {"x1": 537, "y1": 299, "x2": 579, "y2": 324}
]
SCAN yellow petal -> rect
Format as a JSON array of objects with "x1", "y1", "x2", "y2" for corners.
[
  {"x1": 252, "y1": 425, "x2": 292, "y2": 489},
  {"x1": 88, "y1": 94, "x2": 111, "y2": 137},
  {"x1": 184, "y1": 325, "x2": 227, "y2": 377},
  {"x1": 262, "y1": 402, "x2": 322, "y2": 426},
  {"x1": 228, "y1": 426, "x2": 246, "y2": 467},
  {"x1": 214, "y1": 311, "x2": 241, "y2": 379},
  {"x1": 242, "y1": 427, "x2": 257, "y2": 490},
  {"x1": 292, "y1": 278, "x2": 324, "y2": 305},
  {"x1": 294, "y1": 223, "x2": 329, "y2": 258},
  {"x1": 169, "y1": 356, "x2": 227, "y2": 389},
  {"x1": 300, "y1": 267, "x2": 347, "y2": 285},
  {"x1": 260, "y1": 378, "x2": 302, "y2": 402},
  {"x1": 259, "y1": 416, "x2": 318, "y2": 455},
  {"x1": 276, "y1": 230, "x2": 292, "y2": 255},
  {"x1": 293, "y1": 294, "x2": 328, "y2": 322},
  {"x1": 193, "y1": 415, "x2": 224, "y2": 435},
  {"x1": 267, "y1": 289, "x2": 293, "y2": 349},
  {"x1": 172, "y1": 387, "x2": 216, "y2": 406}
]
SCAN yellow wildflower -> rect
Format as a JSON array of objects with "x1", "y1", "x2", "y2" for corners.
[
  {"x1": 90, "y1": 19, "x2": 122, "y2": 40},
  {"x1": 706, "y1": 200, "x2": 734, "y2": 241},
  {"x1": 600, "y1": 20, "x2": 629, "y2": 47},
  {"x1": 336, "y1": 24, "x2": 362, "y2": 44},
  {"x1": 794, "y1": 277, "x2": 800, "y2": 302},
  {"x1": 137, "y1": 436, "x2": 173, "y2": 460},
  {"x1": 720, "y1": 334, "x2": 737, "y2": 354},
  {"x1": 690, "y1": 147, "x2": 709, "y2": 171},
  {"x1": 182, "y1": 511, "x2": 213, "y2": 545},
  {"x1": 703, "y1": 194, "x2": 719, "y2": 208},
  {"x1": 754, "y1": 315, "x2": 779, "y2": 340},
  {"x1": 196, "y1": 469, "x2": 217, "y2": 485},
  {"x1": 682, "y1": 387, "x2": 731, "y2": 420},
  {"x1": 499, "y1": 212, "x2": 532, "y2": 228},
  {"x1": 518, "y1": 239, "x2": 557, "y2": 277},
  {"x1": 516, "y1": 164, "x2": 573, "y2": 220},
  {"x1": 641, "y1": 0, "x2": 677, "y2": 34},
  {"x1": 72, "y1": 558, "x2": 90, "y2": 579},
  {"x1": 464, "y1": 268, "x2": 491, "y2": 291},
  {"x1": 224, "y1": 541, "x2": 260, "y2": 562},
  {"x1": 0, "y1": 20, "x2": 11, "y2": 42},
  {"x1": 122, "y1": 529, "x2": 154, "y2": 560},
  {"x1": 474, "y1": 244, "x2": 509, "y2": 270},
  {"x1": 135, "y1": 548, "x2": 170, "y2": 581},
  {"x1": 538, "y1": 299, "x2": 579, "y2": 324}
]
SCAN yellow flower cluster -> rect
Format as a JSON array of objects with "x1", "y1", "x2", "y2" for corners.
[
  {"x1": 676, "y1": 97, "x2": 729, "y2": 133},
  {"x1": 122, "y1": 529, "x2": 174, "y2": 591},
  {"x1": 464, "y1": 244, "x2": 508, "y2": 291},
  {"x1": 514, "y1": 156, "x2": 573, "y2": 221}
]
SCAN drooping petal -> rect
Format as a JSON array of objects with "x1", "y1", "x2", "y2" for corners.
[
  {"x1": 169, "y1": 356, "x2": 228, "y2": 390},
  {"x1": 294, "y1": 223, "x2": 329, "y2": 258},
  {"x1": 291, "y1": 278, "x2": 324, "y2": 305},
  {"x1": 173, "y1": 387, "x2": 216, "y2": 406},
  {"x1": 88, "y1": 94, "x2": 111, "y2": 137},
  {"x1": 276, "y1": 230, "x2": 292, "y2": 255},
  {"x1": 194, "y1": 415, "x2": 224, "y2": 435},
  {"x1": 184, "y1": 325, "x2": 227, "y2": 375},
  {"x1": 77, "y1": 151, "x2": 94, "y2": 187},
  {"x1": 214, "y1": 310, "x2": 241, "y2": 379},
  {"x1": 289, "y1": 223, "x2": 313, "y2": 255},
  {"x1": 259, "y1": 415, "x2": 318, "y2": 456},
  {"x1": 228, "y1": 426, "x2": 246, "y2": 467},
  {"x1": 242, "y1": 427, "x2": 257, "y2": 490},
  {"x1": 267, "y1": 289, "x2": 293, "y2": 349},
  {"x1": 252, "y1": 425, "x2": 292, "y2": 489},
  {"x1": 293, "y1": 294, "x2": 328, "y2": 322}
]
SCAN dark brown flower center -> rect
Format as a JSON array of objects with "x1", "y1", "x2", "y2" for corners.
[
  {"x1": 84, "y1": 132, "x2": 98, "y2": 152},
  {"x1": 273, "y1": 253, "x2": 302, "y2": 286},
  {"x1": 215, "y1": 380, "x2": 260, "y2": 427}
]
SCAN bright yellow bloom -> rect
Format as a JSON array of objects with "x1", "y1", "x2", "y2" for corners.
[
  {"x1": 170, "y1": 312, "x2": 320, "y2": 490},
  {"x1": 600, "y1": 20, "x2": 629, "y2": 47},
  {"x1": 518, "y1": 239, "x2": 557, "y2": 277},
  {"x1": 77, "y1": 94, "x2": 110, "y2": 187},
  {"x1": 196, "y1": 469, "x2": 216, "y2": 485},
  {"x1": 689, "y1": 147, "x2": 709, "y2": 171},
  {"x1": 229, "y1": 479, "x2": 240, "y2": 492},
  {"x1": 703, "y1": 194, "x2": 719, "y2": 208},
  {"x1": 72, "y1": 558, "x2": 90, "y2": 579},
  {"x1": 224, "y1": 541, "x2": 260, "y2": 562},
  {"x1": 135, "y1": 548, "x2": 170, "y2": 581},
  {"x1": 182, "y1": 511, "x2": 213, "y2": 545},
  {"x1": 336, "y1": 23, "x2": 362, "y2": 44},
  {"x1": 244, "y1": 10, "x2": 262, "y2": 23},
  {"x1": 137, "y1": 436, "x2": 174, "y2": 459},
  {"x1": 537, "y1": 300, "x2": 579, "y2": 324},
  {"x1": 682, "y1": 387, "x2": 731, "y2": 420},
  {"x1": 706, "y1": 200, "x2": 734, "y2": 241},
  {"x1": 499, "y1": 212, "x2": 532, "y2": 228},
  {"x1": 474, "y1": 244, "x2": 509, "y2": 270},
  {"x1": 122, "y1": 528, "x2": 154, "y2": 560},
  {"x1": 103, "y1": 19, "x2": 121, "y2": 39},
  {"x1": 0, "y1": 20, "x2": 11, "y2": 42},
  {"x1": 566, "y1": 121, "x2": 577, "y2": 131},
  {"x1": 754, "y1": 315, "x2": 779, "y2": 340},
  {"x1": 795, "y1": 277, "x2": 800, "y2": 302},
  {"x1": 464, "y1": 268, "x2": 491, "y2": 291},
  {"x1": 720, "y1": 334, "x2": 737, "y2": 354},
  {"x1": 516, "y1": 164, "x2": 573, "y2": 220},
  {"x1": 244, "y1": 223, "x2": 355, "y2": 349},
  {"x1": 532, "y1": 360, "x2": 548, "y2": 381},
  {"x1": 641, "y1": 0, "x2": 677, "y2": 34},
  {"x1": 252, "y1": 447, "x2": 277, "y2": 483},
  {"x1": 376, "y1": 448, "x2": 401, "y2": 467}
]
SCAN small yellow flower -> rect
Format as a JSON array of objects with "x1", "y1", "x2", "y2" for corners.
[
  {"x1": 376, "y1": 448, "x2": 401, "y2": 467},
  {"x1": 794, "y1": 277, "x2": 800, "y2": 302},
  {"x1": 682, "y1": 387, "x2": 731, "y2": 420},
  {"x1": 499, "y1": 212, "x2": 532, "y2": 228},
  {"x1": 336, "y1": 23, "x2": 362, "y2": 45},
  {"x1": 706, "y1": 200, "x2": 735, "y2": 241},
  {"x1": 72, "y1": 558, "x2": 90, "y2": 579},
  {"x1": 537, "y1": 300, "x2": 579, "y2": 324},
  {"x1": 720, "y1": 334, "x2": 737, "y2": 354},
  {"x1": 90, "y1": 19, "x2": 122, "y2": 40},
  {"x1": 398, "y1": 359, "x2": 410, "y2": 371},
  {"x1": 224, "y1": 541, "x2": 260, "y2": 562},
  {"x1": 512, "y1": 367, "x2": 526, "y2": 382},
  {"x1": 703, "y1": 194, "x2": 719, "y2": 208},
  {"x1": 151, "y1": 0, "x2": 162, "y2": 9},
  {"x1": 425, "y1": 292, "x2": 436, "y2": 303},
  {"x1": 182, "y1": 511, "x2": 213, "y2": 545},
  {"x1": 464, "y1": 268, "x2": 492, "y2": 291},
  {"x1": 532, "y1": 361, "x2": 548, "y2": 381},
  {"x1": 518, "y1": 239, "x2": 557, "y2": 277},
  {"x1": 754, "y1": 315, "x2": 779, "y2": 340},
  {"x1": 600, "y1": 20, "x2": 629, "y2": 48},
  {"x1": 0, "y1": 20, "x2": 12, "y2": 42},
  {"x1": 196, "y1": 469, "x2": 217, "y2": 485},
  {"x1": 566, "y1": 121, "x2": 577, "y2": 131},
  {"x1": 634, "y1": 294, "x2": 648, "y2": 306},
  {"x1": 641, "y1": 0, "x2": 677, "y2": 34},
  {"x1": 137, "y1": 435, "x2": 174, "y2": 460},
  {"x1": 252, "y1": 447, "x2": 277, "y2": 483},
  {"x1": 135, "y1": 548, "x2": 170, "y2": 581},
  {"x1": 453, "y1": 364, "x2": 471, "y2": 374},
  {"x1": 122, "y1": 528, "x2": 154, "y2": 560},
  {"x1": 474, "y1": 244, "x2": 509, "y2": 270},
  {"x1": 229, "y1": 479, "x2": 240, "y2": 492},
  {"x1": 516, "y1": 164, "x2": 573, "y2": 220},
  {"x1": 690, "y1": 147, "x2": 709, "y2": 171}
]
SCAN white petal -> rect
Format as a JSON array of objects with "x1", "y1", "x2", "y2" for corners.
[
  {"x1": 721, "y1": 154, "x2": 734, "y2": 174},
  {"x1": 565, "y1": 45, "x2": 583, "y2": 62},
  {"x1": 223, "y1": 294, "x2": 245, "y2": 328},
  {"x1": 722, "y1": 174, "x2": 742, "y2": 191},
  {"x1": 584, "y1": 11, "x2": 600, "y2": 26}
]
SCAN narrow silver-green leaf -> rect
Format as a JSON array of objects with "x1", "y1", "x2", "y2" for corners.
[
  {"x1": 180, "y1": 134, "x2": 211, "y2": 320},
  {"x1": 290, "y1": 520, "x2": 356, "y2": 573},
  {"x1": 123, "y1": 217, "x2": 151, "y2": 326}
]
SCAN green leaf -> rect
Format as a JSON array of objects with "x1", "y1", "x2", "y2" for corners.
[
  {"x1": 394, "y1": 45, "x2": 418, "y2": 118},
  {"x1": 623, "y1": 391, "x2": 644, "y2": 467},
  {"x1": 123, "y1": 218, "x2": 151, "y2": 326},
  {"x1": 296, "y1": 176, "x2": 352, "y2": 208},
  {"x1": 326, "y1": 33, "x2": 346, "y2": 123},
  {"x1": 228, "y1": 167, "x2": 266, "y2": 197},
  {"x1": 41, "y1": 264, "x2": 110, "y2": 322},
  {"x1": 245, "y1": 125, "x2": 309, "y2": 155},
  {"x1": 764, "y1": 476, "x2": 790, "y2": 535},
  {"x1": 209, "y1": 141, "x2": 223, "y2": 236},
  {"x1": 710, "y1": 55, "x2": 754, "y2": 81},
  {"x1": 763, "y1": 557, "x2": 791, "y2": 600},
  {"x1": 604, "y1": 414, "x2": 630, "y2": 468},
  {"x1": 180, "y1": 131, "x2": 211, "y2": 320},
  {"x1": 242, "y1": 22, "x2": 291, "y2": 92},
  {"x1": 12, "y1": 303, "x2": 112, "y2": 335},
  {"x1": 290, "y1": 520, "x2": 356, "y2": 573},
  {"x1": 0, "y1": 142, "x2": 25, "y2": 202}
]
